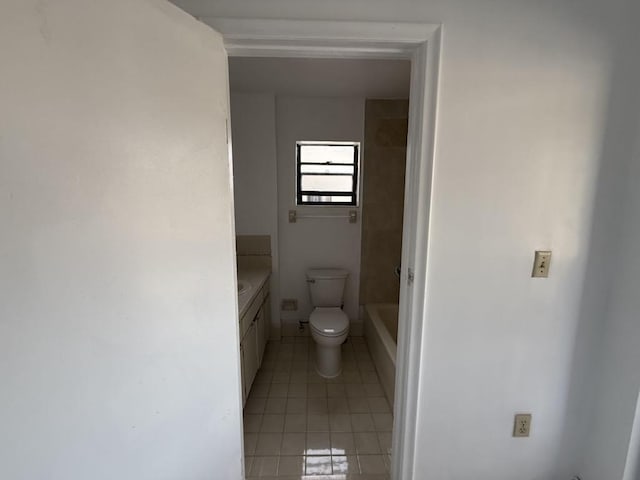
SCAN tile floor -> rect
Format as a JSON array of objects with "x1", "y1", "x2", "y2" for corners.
[{"x1": 244, "y1": 336, "x2": 393, "y2": 480}]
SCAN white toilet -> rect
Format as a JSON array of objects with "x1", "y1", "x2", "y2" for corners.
[{"x1": 306, "y1": 268, "x2": 350, "y2": 378}]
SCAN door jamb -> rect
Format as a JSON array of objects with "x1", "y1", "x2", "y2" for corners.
[{"x1": 202, "y1": 17, "x2": 442, "y2": 479}]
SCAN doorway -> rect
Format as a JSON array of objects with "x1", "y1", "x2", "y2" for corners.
[
  {"x1": 231, "y1": 56, "x2": 410, "y2": 478},
  {"x1": 208, "y1": 18, "x2": 442, "y2": 480}
]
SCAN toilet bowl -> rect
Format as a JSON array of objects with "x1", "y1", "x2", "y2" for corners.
[
  {"x1": 306, "y1": 269, "x2": 350, "y2": 378},
  {"x1": 310, "y1": 307, "x2": 349, "y2": 378}
]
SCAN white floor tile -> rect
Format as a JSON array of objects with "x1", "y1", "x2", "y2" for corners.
[
  {"x1": 290, "y1": 371, "x2": 308, "y2": 384},
  {"x1": 345, "y1": 384, "x2": 366, "y2": 397},
  {"x1": 372, "y1": 413, "x2": 393, "y2": 432},
  {"x1": 243, "y1": 338, "x2": 394, "y2": 480},
  {"x1": 284, "y1": 413, "x2": 307, "y2": 432},
  {"x1": 377, "y1": 432, "x2": 392, "y2": 455},
  {"x1": 363, "y1": 383, "x2": 384, "y2": 397},
  {"x1": 287, "y1": 383, "x2": 308, "y2": 398},
  {"x1": 277, "y1": 455, "x2": 306, "y2": 476},
  {"x1": 367, "y1": 397, "x2": 390, "y2": 413},
  {"x1": 244, "y1": 414, "x2": 263, "y2": 433},
  {"x1": 306, "y1": 455, "x2": 332, "y2": 475},
  {"x1": 269, "y1": 383, "x2": 289, "y2": 398},
  {"x1": 286, "y1": 397, "x2": 308, "y2": 414},
  {"x1": 332, "y1": 455, "x2": 360, "y2": 474},
  {"x1": 357, "y1": 360, "x2": 376, "y2": 372},
  {"x1": 383, "y1": 454, "x2": 392, "y2": 472},
  {"x1": 244, "y1": 455, "x2": 253, "y2": 475},
  {"x1": 307, "y1": 397, "x2": 329, "y2": 414},
  {"x1": 343, "y1": 371, "x2": 362, "y2": 383},
  {"x1": 327, "y1": 384, "x2": 347, "y2": 397},
  {"x1": 348, "y1": 397, "x2": 370, "y2": 413},
  {"x1": 260, "y1": 414, "x2": 285, "y2": 433},
  {"x1": 354, "y1": 432, "x2": 381, "y2": 454},
  {"x1": 307, "y1": 414, "x2": 330, "y2": 432},
  {"x1": 256, "y1": 432, "x2": 283, "y2": 455},
  {"x1": 280, "y1": 432, "x2": 306, "y2": 456},
  {"x1": 249, "y1": 382, "x2": 270, "y2": 398},
  {"x1": 245, "y1": 396, "x2": 267, "y2": 414},
  {"x1": 272, "y1": 371, "x2": 291, "y2": 383},
  {"x1": 331, "y1": 432, "x2": 356, "y2": 455},
  {"x1": 265, "y1": 396, "x2": 287, "y2": 414},
  {"x1": 361, "y1": 371, "x2": 380, "y2": 384},
  {"x1": 244, "y1": 432, "x2": 258, "y2": 456},
  {"x1": 306, "y1": 432, "x2": 331, "y2": 456},
  {"x1": 249, "y1": 456, "x2": 279, "y2": 477},
  {"x1": 329, "y1": 414, "x2": 353, "y2": 432},
  {"x1": 351, "y1": 413, "x2": 376, "y2": 432},
  {"x1": 307, "y1": 383, "x2": 327, "y2": 398},
  {"x1": 328, "y1": 397, "x2": 350, "y2": 414},
  {"x1": 358, "y1": 454, "x2": 387, "y2": 474}
]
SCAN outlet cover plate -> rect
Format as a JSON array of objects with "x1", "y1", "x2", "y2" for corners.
[
  {"x1": 513, "y1": 413, "x2": 532, "y2": 437},
  {"x1": 532, "y1": 250, "x2": 552, "y2": 277}
]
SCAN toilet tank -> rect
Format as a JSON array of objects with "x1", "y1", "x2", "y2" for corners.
[{"x1": 306, "y1": 269, "x2": 349, "y2": 307}]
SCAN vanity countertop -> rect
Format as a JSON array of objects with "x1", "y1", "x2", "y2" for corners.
[{"x1": 237, "y1": 267, "x2": 271, "y2": 319}]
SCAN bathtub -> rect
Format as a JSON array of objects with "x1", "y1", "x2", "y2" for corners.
[{"x1": 364, "y1": 303, "x2": 398, "y2": 409}]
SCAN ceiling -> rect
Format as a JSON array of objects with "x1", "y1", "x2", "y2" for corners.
[{"x1": 229, "y1": 57, "x2": 411, "y2": 98}]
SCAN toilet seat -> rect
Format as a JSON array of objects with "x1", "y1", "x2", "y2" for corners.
[{"x1": 310, "y1": 307, "x2": 349, "y2": 336}]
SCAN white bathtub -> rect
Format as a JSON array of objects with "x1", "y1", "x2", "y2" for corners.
[{"x1": 364, "y1": 303, "x2": 398, "y2": 409}]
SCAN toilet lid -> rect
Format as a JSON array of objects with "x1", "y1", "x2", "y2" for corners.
[{"x1": 310, "y1": 308, "x2": 349, "y2": 335}]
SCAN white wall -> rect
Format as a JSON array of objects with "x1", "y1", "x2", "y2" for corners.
[
  {"x1": 229, "y1": 57, "x2": 410, "y2": 98},
  {"x1": 231, "y1": 94, "x2": 278, "y2": 237},
  {"x1": 230, "y1": 93, "x2": 280, "y2": 336},
  {"x1": 276, "y1": 97, "x2": 364, "y2": 325},
  {"x1": 587, "y1": 153, "x2": 640, "y2": 477},
  {"x1": 555, "y1": 3, "x2": 640, "y2": 477},
  {"x1": 575, "y1": 7, "x2": 640, "y2": 473},
  {"x1": 171, "y1": 0, "x2": 635, "y2": 478},
  {"x1": 0, "y1": 1, "x2": 242, "y2": 479}
]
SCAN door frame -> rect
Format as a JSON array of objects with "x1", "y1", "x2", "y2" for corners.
[{"x1": 203, "y1": 17, "x2": 442, "y2": 479}]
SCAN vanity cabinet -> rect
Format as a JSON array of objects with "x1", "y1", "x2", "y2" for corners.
[
  {"x1": 242, "y1": 320, "x2": 259, "y2": 397},
  {"x1": 240, "y1": 281, "x2": 270, "y2": 405},
  {"x1": 257, "y1": 295, "x2": 270, "y2": 363}
]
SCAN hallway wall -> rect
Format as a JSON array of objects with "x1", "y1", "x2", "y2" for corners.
[{"x1": 178, "y1": 0, "x2": 637, "y2": 477}]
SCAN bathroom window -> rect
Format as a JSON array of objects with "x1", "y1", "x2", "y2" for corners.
[{"x1": 296, "y1": 142, "x2": 360, "y2": 206}]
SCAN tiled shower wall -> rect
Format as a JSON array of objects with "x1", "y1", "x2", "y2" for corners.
[{"x1": 359, "y1": 99, "x2": 409, "y2": 305}]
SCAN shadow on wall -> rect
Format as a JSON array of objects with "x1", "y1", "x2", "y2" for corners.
[{"x1": 555, "y1": 1, "x2": 640, "y2": 477}]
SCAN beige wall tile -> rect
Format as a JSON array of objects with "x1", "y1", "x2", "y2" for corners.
[{"x1": 360, "y1": 99, "x2": 408, "y2": 305}]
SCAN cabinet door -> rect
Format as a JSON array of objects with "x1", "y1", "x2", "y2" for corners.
[
  {"x1": 242, "y1": 321, "x2": 259, "y2": 396},
  {"x1": 263, "y1": 294, "x2": 271, "y2": 351},
  {"x1": 240, "y1": 342, "x2": 247, "y2": 406},
  {"x1": 256, "y1": 307, "x2": 266, "y2": 367}
]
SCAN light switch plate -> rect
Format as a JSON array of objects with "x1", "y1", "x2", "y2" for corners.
[
  {"x1": 532, "y1": 250, "x2": 552, "y2": 277},
  {"x1": 513, "y1": 413, "x2": 532, "y2": 437}
]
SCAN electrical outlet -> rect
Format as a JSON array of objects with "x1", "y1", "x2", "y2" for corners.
[
  {"x1": 532, "y1": 250, "x2": 552, "y2": 277},
  {"x1": 513, "y1": 413, "x2": 532, "y2": 437},
  {"x1": 281, "y1": 298, "x2": 298, "y2": 311}
]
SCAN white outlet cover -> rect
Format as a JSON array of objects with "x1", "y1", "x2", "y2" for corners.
[{"x1": 513, "y1": 413, "x2": 532, "y2": 437}]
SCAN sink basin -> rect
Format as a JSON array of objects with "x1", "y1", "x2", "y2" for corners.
[{"x1": 238, "y1": 280, "x2": 252, "y2": 295}]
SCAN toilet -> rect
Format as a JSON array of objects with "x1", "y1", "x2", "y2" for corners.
[{"x1": 306, "y1": 268, "x2": 350, "y2": 378}]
